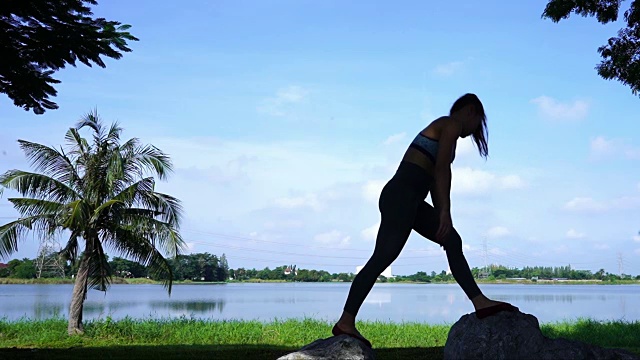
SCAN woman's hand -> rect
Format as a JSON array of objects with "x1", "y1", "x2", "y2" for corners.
[{"x1": 436, "y1": 210, "x2": 452, "y2": 245}]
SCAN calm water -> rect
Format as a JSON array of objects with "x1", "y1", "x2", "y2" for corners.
[{"x1": 0, "y1": 283, "x2": 638, "y2": 324}]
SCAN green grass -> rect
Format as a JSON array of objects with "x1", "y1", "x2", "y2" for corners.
[{"x1": 0, "y1": 317, "x2": 638, "y2": 359}]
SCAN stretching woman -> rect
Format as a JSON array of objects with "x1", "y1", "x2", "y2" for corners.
[{"x1": 332, "y1": 93, "x2": 517, "y2": 348}]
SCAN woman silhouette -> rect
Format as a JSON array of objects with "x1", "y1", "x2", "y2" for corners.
[{"x1": 332, "y1": 93, "x2": 518, "y2": 348}]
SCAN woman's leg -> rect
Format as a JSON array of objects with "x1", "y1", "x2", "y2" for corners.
[
  {"x1": 342, "y1": 216, "x2": 413, "y2": 317},
  {"x1": 335, "y1": 180, "x2": 418, "y2": 337},
  {"x1": 412, "y1": 200, "x2": 482, "y2": 299},
  {"x1": 412, "y1": 201, "x2": 517, "y2": 315}
]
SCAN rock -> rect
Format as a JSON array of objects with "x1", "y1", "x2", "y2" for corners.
[
  {"x1": 277, "y1": 334, "x2": 375, "y2": 360},
  {"x1": 444, "y1": 310, "x2": 639, "y2": 360}
]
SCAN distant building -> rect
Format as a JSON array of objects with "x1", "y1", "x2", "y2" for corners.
[
  {"x1": 284, "y1": 266, "x2": 298, "y2": 276},
  {"x1": 356, "y1": 265, "x2": 394, "y2": 278},
  {"x1": 0, "y1": 263, "x2": 7, "y2": 269}
]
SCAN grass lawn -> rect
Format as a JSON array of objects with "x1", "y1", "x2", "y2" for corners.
[{"x1": 0, "y1": 317, "x2": 638, "y2": 359}]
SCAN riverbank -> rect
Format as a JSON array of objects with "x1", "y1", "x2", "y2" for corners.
[
  {"x1": 0, "y1": 318, "x2": 638, "y2": 360},
  {"x1": 1, "y1": 277, "x2": 638, "y2": 285},
  {"x1": 0, "y1": 278, "x2": 226, "y2": 285}
]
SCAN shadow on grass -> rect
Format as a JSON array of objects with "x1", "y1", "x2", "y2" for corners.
[
  {"x1": 1, "y1": 345, "x2": 638, "y2": 359},
  {"x1": 541, "y1": 319, "x2": 640, "y2": 350},
  {"x1": 0, "y1": 345, "x2": 445, "y2": 360}
]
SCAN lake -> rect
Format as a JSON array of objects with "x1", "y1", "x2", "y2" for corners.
[{"x1": 1, "y1": 283, "x2": 638, "y2": 324}]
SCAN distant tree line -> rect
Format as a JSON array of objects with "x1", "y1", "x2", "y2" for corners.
[
  {"x1": 472, "y1": 265, "x2": 639, "y2": 281},
  {"x1": 1, "y1": 258, "x2": 638, "y2": 282},
  {"x1": 0, "y1": 252, "x2": 230, "y2": 282}
]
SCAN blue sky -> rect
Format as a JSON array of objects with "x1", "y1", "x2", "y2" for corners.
[{"x1": 1, "y1": 0, "x2": 639, "y2": 276}]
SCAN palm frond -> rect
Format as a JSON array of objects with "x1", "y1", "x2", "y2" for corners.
[
  {"x1": 105, "y1": 121, "x2": 123, "y2": 145},
  {"x1": 133, "y1": 144, "x2": 173, "y2": 181},
  {"x1": 8, "y1": 198, "x2": 66, "y2": 218},
  {"x1": 16, "y1": 140, "x2": 81, "y2": 187},
  {"x1": 75, "y1": 110, "x2": 103, "y2": 141},
  {"x1": 90, "y1": 199, "x2": 123, "y2": 224},
  {"x1": 59, "y1": 232, "x2": 80, "y2": 264},
  {"x1": 64, "y1": 127, "x2": 90, "y2": 164},
  {"x1": 116, "y1": 213, "x2": 186, "y2": 257},
  {"x1": 86, "y1": 239, "x2": 112, "y2": 292},
  {"x1": 111, "y1": 177, "x2": 155, "y2": 208},
  {"x1": 0, "y1": 170, "x2": 81, "y2": 203},
  {"x1": 63, "y1": 199, "x2": 91, "y2": 230},
  {"x1": 0, "y1": 215, "x2": 58, "y2": 258},
  {"x1": 120, "y1": 208, "x2": 163, "y2": 218},
  {"x1": 105, "y1": 226, "x2": 176, "y2": 294},
  {"x1": 106, "y1": 148, "x2": 125, "y2": 194},
  {"x1": 138, "y1": 191, "x2": 183, "y2": 227},
  {"x1": 117, "y1": 138, "x2": 142, "y2": 186}
]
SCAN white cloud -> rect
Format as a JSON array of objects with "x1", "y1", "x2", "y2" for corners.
[
  {"x1": 361, "y1": 223, "x2": 380, "y2": 241},
  {"x1": 249, "y1": 231, "x2": 258, "y2": 237},
  {"x1": 500, "y1": 175, "x2": 526, "y2": 189},
  {"x1": 488, "y1": 248, "x2": 507, "y2": 256},
  {"x1": 456, "y1": 138, "x2": 476, "y2": 158},
  {"x1": 432, "y1": 61, "x2": 464, "y2": 76},
  {"x1": 530, "y1": 96, "x2": 589, "y2": 121},
  {"x1": 383, "y1": 132, "x2": 406, "y2": 146},
  {"x1": 566, "y1": 228, "x2": 586, "y2": 239},
  {"x1": 314, "y1": 230, "x2": 351, "y2": 248},
  {"x1": 273, "y1": 193, "x2": 323, "y2": 211},
  {"x1": 590, "y1": 136, "x2": 615, "y2": 157},
  {"x1": 486, "y1": 226, "x2": 510, "y2": 238},
  {"x1": 452, "y1": 167, "x2": 525, "y2": 195},
  {"x1": 590, "y1": 136, "x2": 640, "y2": 160},
  {"x1": 564, "y1": 197, "x2": 607, "y2": 212},
  {"x1": 452, "y1": 168, "x2": 494, "y2": 194},
  {"x1": 276, "y1": 86, "x2": 308, "y2": 102},
  {"x1": 633, "y1": 235, "x2": 640, "y2": 242},
  {"x1": 635, "y1": 248, "x2": 640, "y2": 256},
  {"x1": 257, "y1": 85, "x2": 309, "y2": 116},
  {"x1": 564, "y1": 196, "x2": 640, "y2": 213},
  {"x1": 184, "y1": 242, "x2": 196, "y2": 252},
  {"x1": 362, "y1": 180, "x2": 386, "y2": 203},
  {"x1": 263, "y1": 219, "x2": 304, "y2": 230}
]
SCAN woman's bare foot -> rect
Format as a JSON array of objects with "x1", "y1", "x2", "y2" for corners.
[
  {"x1": 471, "y1": 294, "x2": 518, "y2": 319},
  {"x1": 472, "y1": 294, "x2": 504, "y2": 311},
  {"x1": 333, "y1": 311, "x2": 372, "y2": 347},
  {"x1": 333, "y1": 322, "x2": 365, "y2": 339}
]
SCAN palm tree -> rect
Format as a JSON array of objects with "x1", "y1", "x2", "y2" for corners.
[{"x1": 0, "y1": 111, "x2": 185, "y2": 335}]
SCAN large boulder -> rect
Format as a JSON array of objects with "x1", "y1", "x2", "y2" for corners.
[
  {"x1": 277, "y1": 334, "x2": 375, "y2": 360},
  {"x1": 444, "y1": 310, "x2": 639, "y2": 360}
]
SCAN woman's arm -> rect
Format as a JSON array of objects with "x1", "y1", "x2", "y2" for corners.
[{"x1": 433, "y1": 118, "x2": 461, "y2": 243}]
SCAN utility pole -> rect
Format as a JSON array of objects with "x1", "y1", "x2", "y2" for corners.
[
  {"x1": 35, "y1": 236, "x2": 66, "y2": 278},
  {"x1": 481, "y1": 237, "x2": 489, "y2": 278},
  {"x1": 617, "y1": 252, "x2": 624, "y2": 278}
]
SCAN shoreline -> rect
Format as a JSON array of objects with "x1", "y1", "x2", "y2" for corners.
[{"x1": 1, "y1": 277, "x2": 638, "y2": 285}]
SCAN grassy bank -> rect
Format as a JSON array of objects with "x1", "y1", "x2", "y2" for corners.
[
  {"x1": 0, "y1": 318, "x2": 638, "y2": 359},
  {"x1": 0, "y1": 278, "x2": 226, "y2": 285}
]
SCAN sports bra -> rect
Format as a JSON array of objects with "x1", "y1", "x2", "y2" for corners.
[{"x1": 408, "y1": 132, "x2": 455, "y2": 164}]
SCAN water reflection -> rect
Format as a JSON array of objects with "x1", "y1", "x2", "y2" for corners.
[
  {"x1": 364, "y1": 292, "x2": 391, "y2": 306},
  {"x1": 497, "y1": 294, "x2": 613, "y2": 303},
  {"x1": 33, "y1": 302, "x2": 63, "y2": 319},
  {"x1": 1, "y1": 284, "x2": 639, "y2": 323},
  {"x1": 150, "y1": 300, "x2": 225, "y2": 314}
]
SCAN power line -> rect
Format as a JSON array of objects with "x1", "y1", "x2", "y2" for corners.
[
  {"x1": 187, "y1": 238, "x2": 446, "y2": 260},
  {"x1": 182, "y1": 227, "x2": 451, "y2": 256}
]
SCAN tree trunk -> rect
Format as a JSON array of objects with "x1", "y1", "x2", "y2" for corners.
[{"x1": 68, "y1": 251, "x2": 90, "y2": 335}]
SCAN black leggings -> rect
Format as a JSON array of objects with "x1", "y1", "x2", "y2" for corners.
[{"x1": 343, "y1": 161, "x2": 482, "y2": 317}]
